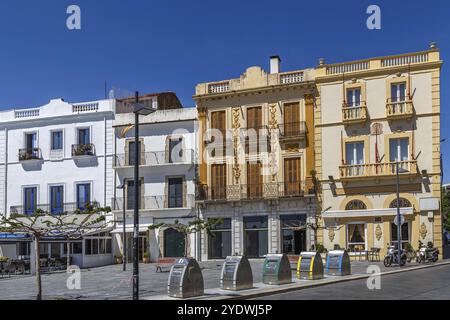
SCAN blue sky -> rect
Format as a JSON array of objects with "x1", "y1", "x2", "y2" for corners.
[{"x1": 0, "y1": 0, "x2": 449, "y2": 180}]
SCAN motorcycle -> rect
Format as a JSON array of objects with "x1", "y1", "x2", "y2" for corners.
[
  {"x1": 383, "y1": 245, "x2": 407, "y2": 267},
  {"x1": 417, "y1": 243, "x2": 439, "y2": 263}
]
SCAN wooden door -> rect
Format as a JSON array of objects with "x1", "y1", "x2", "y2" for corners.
[
  {"x1": 211, "y1": 164, "x2": 226, "y2": 200},
  {"x1": 284, "y1": 103, "x2": 300, "y2": 137},
  {"x1": 247, "y1": 162, "x2": 262, "y2": 198},
  {"x1": 284, "y1": 157, "x2": 301, "y2": 196},
  {"x1": 211, "y1": 111, "x2": 226, "y2": 156}
]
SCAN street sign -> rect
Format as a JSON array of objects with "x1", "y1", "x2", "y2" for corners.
[{"x1": 393, "y1": 215, "x2": 405, "y2": 226}]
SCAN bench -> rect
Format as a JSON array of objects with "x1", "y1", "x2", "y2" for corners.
[{"x1": 155, "y1": 258, "x2": 178, "y2": 273}]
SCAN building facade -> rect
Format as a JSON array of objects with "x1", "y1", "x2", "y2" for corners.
[
  {"x1": 315, "y1": 44, "x2": 443, "y2": 257},
  {"x1": 0, "y1": 98, "x2": 115, "y2": 268},
  {"x1": 111, "y1": 95, "x2": 198, "y2": 262},
  {"x1": 194, "y1": 57, "x2": 319, "y2": 261}
]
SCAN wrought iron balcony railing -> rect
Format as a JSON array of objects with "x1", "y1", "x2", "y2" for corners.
[
  {"x1": 111, "y1": 194, "x2": 195, "y2": 211},
  {"x1": 278, "y1": 122, "x2": 307, "y2": 140},
  {"x1": 339, "y1": 160, "x2": 418, "y2": 179},
  {"x1": 18, "y1": 148, "x2": 42, "y2": 162},
  {"x1": 386, "y1": 98, "x2": 414, "y2": 120},
  {"x1": 72, "y1": 144, "x2": 96, "y2": 157},
  {"x1": 113, "y1": 149, "x2": 195, "y2": 168}
]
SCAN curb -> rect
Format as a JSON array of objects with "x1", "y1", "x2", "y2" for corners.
[{"x1": 200, "y1": 260, "x2": 450, "y2": 300}]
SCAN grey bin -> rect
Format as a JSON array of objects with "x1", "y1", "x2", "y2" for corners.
[
  {"x1": 262, "y1": 253, "x2": 292, "y2": 285},
  {"x1": 168, "y1": 258, "x2": 204, "y2": 298},
  {"x1": 325, "y1": 250, "x2": 351, "y2": 276},
  {"x1": 220, "y1": 255, "x2": 253, "y2": 291},
  {"x1": 296, "y1": 251, "x2": 324, "y2": 280}
]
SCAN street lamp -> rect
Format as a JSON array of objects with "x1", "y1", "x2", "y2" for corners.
[
  {"x1": 395, "y1": 162, "x2": 409, "y2": 267},
  {"x1": 116, "y1": 183, "x2": 126, "y2": 272},
  {"x1": 131, "y1": 91, "x2": 157, "y2": 301}
]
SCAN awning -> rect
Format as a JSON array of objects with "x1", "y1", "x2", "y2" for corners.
[
  {"x1": 0, "y1": 232, "x2": 31, "y2": 240},
  {"x1": 323, "y1": 207, "x2": 414, "y2": 219},
  {"x1": 111, "y1": 224, "x2": 152, "y2": 234}
]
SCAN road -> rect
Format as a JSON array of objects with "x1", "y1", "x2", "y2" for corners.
[{"x1": 253, "y1": 264, "x2": 450, "y2": 300}]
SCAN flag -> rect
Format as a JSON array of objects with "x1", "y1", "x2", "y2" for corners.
[{"x1": 120, "y1": 124, "x2": 134, "y2": 138}]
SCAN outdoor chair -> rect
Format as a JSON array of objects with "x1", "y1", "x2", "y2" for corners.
[{"x1": 369, "y1": 248, "x2": 381, "y2": 262}]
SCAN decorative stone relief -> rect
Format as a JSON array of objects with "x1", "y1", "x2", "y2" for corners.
[
  {"x1": 328, "y1": 229, "x2": 335, "y2": 242},
  {"x1": 232, "y1": 107, "x2": 241, "y2": 184},
  {"x1": 375, "y1": 224, "x2": 382, "y2": 241},
  {"x1": 419, "y1": 222, "x2": 428, "y2": 240},
  {"x1": 268, "y1": 104, "x2": 278, "y2": 182}
]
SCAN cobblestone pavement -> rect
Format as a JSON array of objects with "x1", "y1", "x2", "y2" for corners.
[{"x1": 0, "y1": 259, "x2": 424, "y2": 300}]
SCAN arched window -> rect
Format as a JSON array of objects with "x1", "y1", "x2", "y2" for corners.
[
  {"x1": 345, "y1": 200, "x2": 367, "y2": 210},
  {"x1": 389, "y1": 198, "x2": 412, "y2": 208}
]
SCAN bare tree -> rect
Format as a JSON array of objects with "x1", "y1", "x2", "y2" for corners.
[{"x1": 0, "y1": 205, "x2": 111, "y2": 300}]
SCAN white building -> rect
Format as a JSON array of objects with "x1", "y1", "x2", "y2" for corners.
[
  {"x1": 111, "y1": 95, "x2": 198, "y2": 262},
  {"x1": 0, "y1": 98, "x2": 115, "y2": 268}
]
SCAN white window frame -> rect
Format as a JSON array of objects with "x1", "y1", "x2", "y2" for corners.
[
  {"x1": 391, "y1": 82, "x2": 407, "y2": 102},
  {"x1": 345, "y1": 141, "x2": 365, "y2": 165},
  {"x1": 346, "y1": 88, "x2": 362, "y2": 107},
  {"x1": 346, "y1": 222, "x2": 367, "y2": 251},
  {"x1": 390, "y1": 137, "x2": 409, "y2": 162}
]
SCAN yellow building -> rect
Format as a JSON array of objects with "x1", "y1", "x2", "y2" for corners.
[
  {"x1": 194, "y1": 57, "x2": 319, "y2": 260},
  {"x1": 315, "y1": 43, "x2": 443, "y2": 257}
]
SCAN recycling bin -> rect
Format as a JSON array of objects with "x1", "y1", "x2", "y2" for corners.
[
  {"x1": 262, "y1": 253, "x2": 292, "y2": 285},
  {"x1": 296, "y1": 251, "x2": 324, "y2": 280},
  {"x1": 168, "y1": 257, "x2": 204, "y2": 298},
  {"x1": 220, "y1": 255, "x2": 253, "y2": 291},
  {"x1": 325, "y1": 250, "x2": 351, "y2": 276}
]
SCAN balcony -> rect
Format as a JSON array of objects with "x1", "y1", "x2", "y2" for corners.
[
  {"x1": 278, "y1": 122, "x2": 307, "y2": 142},
  {"x1": 342, "y1": 102, "x2": 368, "y2": 125},
  {"x1": 111, "y1": 194, "x2": 195, "y2": 211},
  {"x1": 18, "y1": 148, "x2": 42, "y2": 162},
  {"x1": 113, "y1": 149, "x2": 195, "y2": 168},
  {"x1": 72, "y1": 144, "x2": 96, "y2": 158},
  {"x1": 339, "y1": 160, "x2": 418, "y2": 180},
  {"x1": 386, "y1": 99, "x2": 414, "y2": 120},
  {"x1": 9, "y1": 202, "x2": 100, "y2": 216},
  {"x1": 196, "y1": 180, "x2": 315, "y2": 202}
]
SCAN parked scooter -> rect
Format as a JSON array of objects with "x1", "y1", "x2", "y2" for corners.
[
  {"x1": 383, "y1": 244, "x2": 407, "y2": 267},
  {"x1": 417, "y1": 241, "x2": 439, "y2": 263}
]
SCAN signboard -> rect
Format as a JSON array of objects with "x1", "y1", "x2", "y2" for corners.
[
  {"x1": 393, "y1": 215, "x2": 405, "y2": 226},
  {"x1": 419, "y1": 198, "x2": 440, "y2": 211}
]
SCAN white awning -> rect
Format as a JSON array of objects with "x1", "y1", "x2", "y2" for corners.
[
  {"x1": 111, "y1": 224, "x2": 152, "y2": 234},
  {"x1": 323, "y1": 207, "x2": 414, "y2": 219}
]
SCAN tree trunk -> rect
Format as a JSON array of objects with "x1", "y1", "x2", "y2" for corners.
[
  {"x1": 66, "y1": 241, "x2": 71, "y2": 273},
  {"x1": 35, "y1": 237, "x2": 42, "y2": 300},
  {"x1": 185, "y1": 234, "x2": 189, "y2": 258}
]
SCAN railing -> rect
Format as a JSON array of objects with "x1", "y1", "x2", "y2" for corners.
[
  {"x1": 196, "y1": 180, "x2": 315, "y2": 201},
  {"x1": 280, "y1": 72, "x2": 304, "y2": 84},
  {"x1": 72, "y1": 144, "x2": 96, "y2": 157},
  {"x1": 278, "y1": 121, "x2": 307, "y2": 139},
  {"x1": 15, "y1": 109, "x2": 40, "y2": 119},
  {"x1": 10, "y1": 202, "x2": 100, "y2": 216},
  {"x1": 19, "y1": 148, "x2": 42, "y2": 161},
  {"x1": 326, "y1": 61, "x2": 370, "y2": 75},
  {"x1": 339, "y1": 161, "x2": 418, "y2": 179},
  {"x1": 342, "y1": 102, "x2": 368, "y2": 123},
  {"x1": 208, "y1": 82, "x2": 230, "y2": 94},
  {"x1": 381, "y1": 53, "x2": 428, "y2": 68},
  {"x1": 111, "y1": 195, "x2": 195, "y2": 211},
  {"x1": 114, "y1": 149, "x2": 195, "y2": 167},
  {"x1": 386, "y1": 99, "x2": 414, "y2": 119},
  {"x1": 72, "y1": 103, "x2": 99, "y2": 113}
]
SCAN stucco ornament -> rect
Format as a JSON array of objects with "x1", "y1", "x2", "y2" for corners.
[
  {"x1": 232, "y1": 107, "x2": 241, "y2": 184},
  {"x1": 268, "y1": 104, "x2": 278, "y2": 181},
  {"x1": 328, "y1": 229, "x2": 335, "y2": 242},
  {"x1": 419, "y1": 222, "x2": 428, "y2": 240},
  {"x1": 375, "y1": 224, "x2": 382, "y2": 241}
]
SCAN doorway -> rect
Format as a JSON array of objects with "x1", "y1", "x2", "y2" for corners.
[{"x1": 164, "y1": 228, "x2": 185, "y2": 258}]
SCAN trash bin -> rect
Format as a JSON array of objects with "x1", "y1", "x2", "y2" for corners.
[
  {"x1": 262, "y1": 253, "x2": 292, "y2": 285},
  {"x1": 296, "y1": 251, "x2": 324, "y2": 280},
  {"x1": 325, "y1": 250, "x2": 351, "y2": 276},
  {"x1": 220, "y1": 255, "x2": 253, "y2": 291},
  {"x1": 168, "y1": 257, "x2": 204, "y2": 298}
]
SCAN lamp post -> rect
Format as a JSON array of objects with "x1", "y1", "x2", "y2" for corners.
[
  {"x1": 116, "y1": 183, "x2": 126, "y2": 272},
  {"x1": 131, "y1": 91, "x2": 157, "y2": 300},
  {"x1": 395, "y1": 162, "x2": 409, "y2": 267}
]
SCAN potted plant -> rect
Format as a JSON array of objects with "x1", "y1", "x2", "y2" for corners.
[
  {"x1": 143, "y1": 252, "x2": 150, "y2": 264},
  {"x1": 114, "y1": 255, "x2": 123, "y2": 264},
  {"x1": 0, "y1": 256, "x2": 8, "y2": 263}
]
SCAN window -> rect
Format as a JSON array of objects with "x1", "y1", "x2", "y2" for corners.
[
  {"x1": 50, "y1": 186, "x2": 64, "y2": 214},
  {"x1": 389, "y1": 198, "x2": 412, "y2": 208},
  {"x1": 76, "y1": 183, "x2": 91, "y2": 210},
  {"x1": 283, "y1": 102, "x2": 300, "y2": 137},
  {"x1": 168, "y1": 178, "x2": 183, "y2": 208},
  {"x1": 18, "y1": 242, "x2": 31, "y2": 257},
  {"x1": 85, "y1": 237, "x2": 112, "y2": 255},
  {"x1": 284, "y1": 158, "x2": 301, "y2": 196},
  {"x1": 246, "y1": 107, "x2": 262, "y2": 154},
  {"x1": 211, "y1": 111, "x2": 226, "y2": 157},
  {"x1": 389, "y1": 138, "x2": 409, "y2": 162},
  {"x1": 23, "y1": 187, "x2": 37, "y2": 215},
  {"x1": 64, "y1": 242, "x2": 82, "y2": 255},
  {"x1": 347, "y1": 224, "x2": 366, "y2": 251},
  {"x1": 281, "y1": 215, "x2": 307, "y2": 254},
  {"x1": 169, "y1": 138, "x2": 183, "y2": 163},
  {"x1": 345, "y1": 141, "x2": 365, "y2": 176},
  {"x1": 345, "y1": 200, "x2": 367, "y2": 210},
  {"x1": 126, "y1": 180, "x2": 142, "y2": 210},
  {"x1": 391, "y1": 222, "x2": 410, "y2": 247},
  {"x1": 391, "y1": 82, "x2": 407, "y2": 102},
  {"x1": 78, "y1": 128, "x2": 90, "y2": 145},
  {"x1": 211, "y1": 164, "x2": 227, "y2": 200},
  {"x1": 51, "y1": 131, "x2": 63, "y2": 150},
  {"x1": 128, "y1": 141, "x2": 142, "y2": 166},
  {"x1": 208, "y1": 218, "x2": 232, "y2": 259},
  {"x1": 347, "y1": 88, "x2": 361, "y2": 107},
  {"x1": 25, "y1": 132, "x2": 37, "y2": 150},
  {"x1": 244, "y1": 216, "x2": 268, "y2": 258},
  {"x1": 247, "y1": 162, "x2": 262, "y2": 198}
]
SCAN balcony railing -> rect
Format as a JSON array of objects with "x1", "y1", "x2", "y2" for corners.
[
  {"x1": 19, "y1": 148, "x2": 42, "y2": 162},
  {"x1": 342, "y1": 102, "x2": 368, "y2": 124},
  {"x1": 339, "y1": 161, "x2": 418, "y2": 179},
  {"x1": 386, "y1": 99, "x2": 414, "y2": 120},
  {"x1": 111, "y1": 195, "x2": 195, "y2": 211},
  {"x1": 196, "y1": 180, "x2": 315, "y2": 201},
  {"x1": 278, "y1": 122, "x2": 307, "y2": 140},
  {"x1": 10, "y1": 202, "x2": 100, "y2": 216},
  {"x1": 114, "y1": 149, "x2": 195, "y2": 168},
  {"x1": 72, "y1": 144, "x2": 96, "y2": 157}
]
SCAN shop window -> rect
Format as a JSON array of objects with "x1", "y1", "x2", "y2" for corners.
[{"x1": 347, "y1": 224, "x2": 366, "y2": 251}]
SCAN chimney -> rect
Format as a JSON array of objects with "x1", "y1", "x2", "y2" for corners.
[{"x1": 270, "y1": 55, "x2": 281, "y2": 74}]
